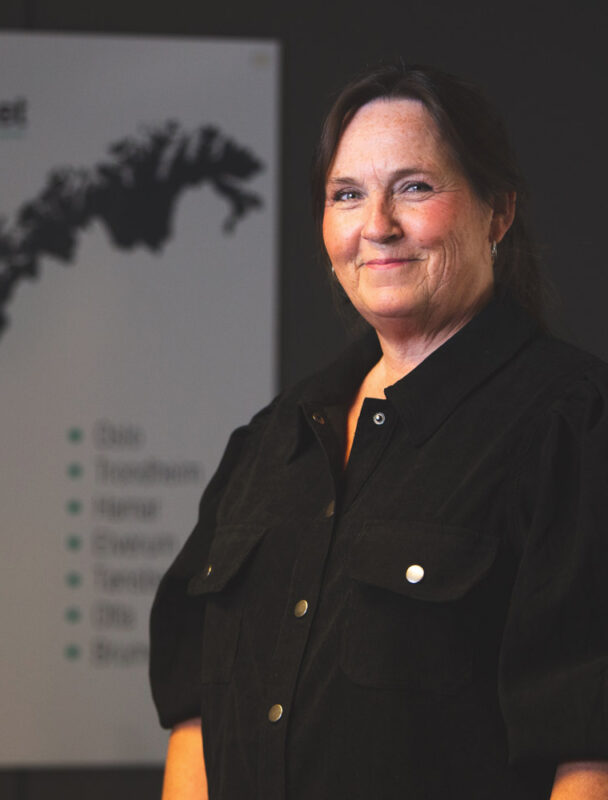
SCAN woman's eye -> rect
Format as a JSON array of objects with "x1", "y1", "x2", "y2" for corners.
[
  {"x1": 331, "y1": 189, "x2": 360, "y2": 202},
  {"x1": 403, "y1": 182, "x2": 432, "y2": 193}
]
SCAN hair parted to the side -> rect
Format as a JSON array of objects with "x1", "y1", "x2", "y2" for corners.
[{"x1": 312, "y1": 62, "x2": 545, "y2": 323}]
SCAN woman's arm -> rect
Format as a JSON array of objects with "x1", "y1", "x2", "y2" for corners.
[
  {"x1": 161, "y1": 718, "x2": 208, "y2": 800},
  {"x1": 551, "y1": 762, "x2": 608, "y2": 799}
]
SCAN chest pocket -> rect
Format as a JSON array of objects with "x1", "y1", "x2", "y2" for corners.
[
  {"x1": 340, "y1": 521, "x2": 499, "y2": 693},
  {"x1": 188, "y1": 524, "x2": 266, "y2": 684}
]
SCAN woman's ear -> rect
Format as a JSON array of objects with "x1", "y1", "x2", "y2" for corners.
[{"x1": 491, "y1": 191, "x2": 516, "y2": 244}]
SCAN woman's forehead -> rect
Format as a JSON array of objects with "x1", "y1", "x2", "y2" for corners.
[{"x1": 329, "y1": 98, "x2": 449, "y2": 178}]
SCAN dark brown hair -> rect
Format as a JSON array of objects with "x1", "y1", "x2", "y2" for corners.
[{"x1": 312, "y1": 63, "x2": 544, "y2": 322}]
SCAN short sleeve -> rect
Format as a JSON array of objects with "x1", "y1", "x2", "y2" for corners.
[
  {"x1": 149, "y1": 400, "x2": 276, "y2": 729},
  {"x1": 499, "y1": 368, "x2": 608, "y2": 765}
]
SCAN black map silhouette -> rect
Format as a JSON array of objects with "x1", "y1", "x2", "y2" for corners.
[{"x1": 0, "y1": 120, "x2": 264, "y2": 337}]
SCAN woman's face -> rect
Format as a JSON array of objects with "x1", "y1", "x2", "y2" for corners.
[{"x1": 323, "y1": 98, "x2": 510, "y2": 335}]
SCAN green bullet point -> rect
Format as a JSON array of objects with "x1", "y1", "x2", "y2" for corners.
[
  {"x1": 66, "y1": 571, "x2": 82, "y2": 588},
  {"x1": 67, "y1": 428, "x2": 83, "y2": 444},
  {"x1": 65, "y1": 607, "x2": 82, "y2": 624},
  {"x1": 64, "y1": 644, "x2": 81, "y2": 660},
  {"x1": 66, "y1": 534, "x2": 82, "y2": 551},
  {"x1": 67, "y1": 463, "x2": 83, "y2": 479},
  {"x1": 66, "y1": 499, "x2": 82, "y2": 515}
]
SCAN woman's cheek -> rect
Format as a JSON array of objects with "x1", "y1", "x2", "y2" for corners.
[
  {"x1": 322, "y1": 211, "x2": 342, "y2": 263},
  {"x1": 324, "y1": 213, "x2": 359, "y2": 266},
  {"x1": 411, "y1": 201, "x2": 457, "y2": 245}
]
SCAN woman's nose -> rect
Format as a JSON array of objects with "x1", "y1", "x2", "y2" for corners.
[{"x1": 361, "y1": 196, "x2": 402, "y2": 242}]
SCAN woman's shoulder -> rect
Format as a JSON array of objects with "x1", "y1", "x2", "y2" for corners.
[
  {"x1": 503, "y1": 325, "x2": 608, "y2": 417},
  {"x1": 507, "y1": 332, "x2": 608, "y2": 484},
  {"x1": 534, "y1": 328, "x2": 607, "y2": 370},
  {"x1": 527, "y1": 332, "x2": 608, "y2": 412}
]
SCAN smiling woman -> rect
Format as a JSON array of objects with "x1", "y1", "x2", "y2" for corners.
[
  {"x1": 323, "y1": 98, "x2": 509, "y2": 337},
  {"x1": 151, "y1": 63, "x2": 608, "y2": 800},
  {"x1": 321, "y1": 94, "x2": 516, "y2": 463}
]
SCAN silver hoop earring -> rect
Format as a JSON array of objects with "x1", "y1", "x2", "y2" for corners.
[{"x1": 491, "y1": 242, "x2": 498, "y2": 261}]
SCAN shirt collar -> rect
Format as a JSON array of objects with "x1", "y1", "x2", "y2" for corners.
[
  {"x1": 278, "y1": 293, "x2": 539, "y2": 460},
  {"x1": 384, "y1": 294, "x2": 539, "y2": 444}
]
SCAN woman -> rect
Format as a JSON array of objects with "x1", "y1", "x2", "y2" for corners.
[{"x1": 150, "y1": 64, "x2": 608, "y2": 799}]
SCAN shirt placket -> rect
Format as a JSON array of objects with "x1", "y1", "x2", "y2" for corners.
[
  {"x1": 257, "y1": 400, "x2": 396, "y2": 800},
  {"x1": 257, "y1": 403, "x2": 339, "y2": 800}
]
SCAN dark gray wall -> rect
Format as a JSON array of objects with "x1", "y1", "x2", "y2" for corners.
[{"x1": 1, "y1": 1, "x2": 607, "y2": 797}]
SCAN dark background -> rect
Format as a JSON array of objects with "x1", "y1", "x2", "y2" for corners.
[{"x1": 1, "y1": 0, "x2": 607, "y2": 797}]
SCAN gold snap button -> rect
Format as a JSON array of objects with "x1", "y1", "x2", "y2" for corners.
[
  {"x1": 311, "y1": 412, "x2": 325, "y2": 424},
  {"x1": 294, "y1": 599, "x2": 309, "y2": 618},
  {"x1": 268, "y1": 703, "x2": 283, "y2": 723},
  {"x1": 324, "y1": 500, "x2": 335, "y2": 518},
  {"x1": 405, "y1": 564, "x2": 424, "y2": 584},
  {"x1": 205, "y1": 564, "x2": 213, "y2": 577}
]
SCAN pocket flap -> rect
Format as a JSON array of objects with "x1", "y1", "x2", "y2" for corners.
[
  {"x1": 187, "y1": 524, "x2": 266, "y2": 596},
  {"x1": 348, "y1": 521, "x2": 498, "y2": 602}
]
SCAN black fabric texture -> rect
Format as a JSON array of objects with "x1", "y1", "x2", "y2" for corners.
[{"x1": 149, "y1": 294, "x2": 608, "y2": 799}]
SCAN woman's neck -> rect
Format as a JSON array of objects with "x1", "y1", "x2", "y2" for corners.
[
  {"x1": 370, "y1": 290, "x2": 492, "y2": 388},
  {"x1": 374, "y1": 324, "x2": 462, "y2": 388},
  {"x1": 344, "y1": 290, "x2": 492, "y2": 465}
]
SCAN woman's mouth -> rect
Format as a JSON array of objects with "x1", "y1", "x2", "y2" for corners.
[{"x1": 363, "y1": 257, "x2": 418, "y2": 270}]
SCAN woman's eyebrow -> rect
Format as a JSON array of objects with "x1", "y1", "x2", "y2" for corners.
[
  {"x1": 326, "y1": 167, "x2": 430, "y2": 186},
  {"x1": 325, "y1": 175, "x2": 365, "y2": 187}
]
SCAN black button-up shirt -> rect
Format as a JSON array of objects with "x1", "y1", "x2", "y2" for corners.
[{"x1": 150, "y1": 295, "x2": 608, "y2": 799}]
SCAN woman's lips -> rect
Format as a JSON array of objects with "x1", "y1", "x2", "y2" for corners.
[{"x1": 363, "y1": 257, "x2": 418, "y2": 270}]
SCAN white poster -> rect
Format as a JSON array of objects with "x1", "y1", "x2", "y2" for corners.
[{"x1": 0, "y1": 32, "x2": 279, "y2": 765}]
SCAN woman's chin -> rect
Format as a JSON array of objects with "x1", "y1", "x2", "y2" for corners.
[{"x1": 353, "y1": 289, "x2": 427, "y2": 324}]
